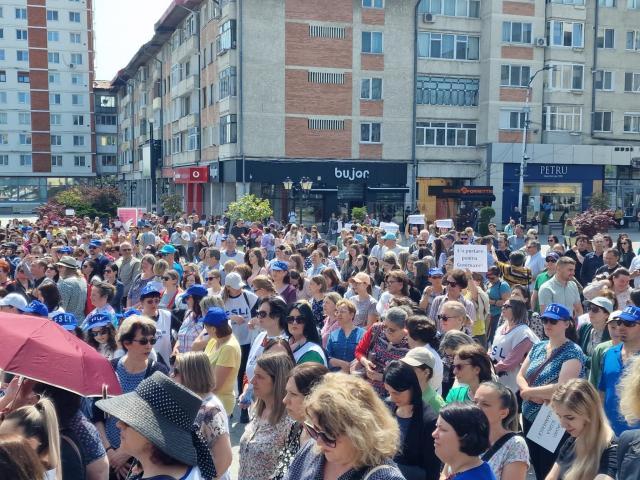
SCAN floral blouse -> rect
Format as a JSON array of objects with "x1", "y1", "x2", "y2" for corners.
[
  {"x1": 196, "y1": 393, "x2": 230, "y2": 480},
  {"x1": 239, "y1": 413, "x2": 295, "y2": 480}
]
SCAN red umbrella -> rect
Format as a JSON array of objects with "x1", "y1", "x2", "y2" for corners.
[{"x1": 0, "y1": 313, "x2": 121, "y2": 397}]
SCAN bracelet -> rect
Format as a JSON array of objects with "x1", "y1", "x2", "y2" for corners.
[{"x1": 105, "y1": 446, "x2": 114, "y2": 452}]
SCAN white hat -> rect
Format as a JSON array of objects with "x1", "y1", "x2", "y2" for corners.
[
  {"x1": 224, "y1": 272, "x2": 245, "y2": 290},
  {"x1": 0, "y1": 293, "x2": 28, "y2": 310}
]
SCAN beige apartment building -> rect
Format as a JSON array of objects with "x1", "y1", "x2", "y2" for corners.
[{"x1": 112, "y1": 0, "x2": 640, "y2": 226}]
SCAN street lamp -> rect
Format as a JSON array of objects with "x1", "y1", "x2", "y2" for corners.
[
  {"x1": 518, "y1": 65, "x2": 554, "y2": 223},
  {"x1": 283, "y1": 177, "x2": 293, "y2": 191},
  {"x1": 130, "y1": 182, "x2": 137, "y2": 207},
  {"x1": 282, "y1": 177, "x2": 313, "y2": 224}
]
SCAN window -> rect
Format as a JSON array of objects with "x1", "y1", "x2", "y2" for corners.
[
  {"x1": 0, "y1": 50, "x2": 5, "y2": 61},
  {"x1": 416, "y1": 75, "x2": 479, "y2": 106},
  {"x1": 593, "y1": 112, "x2": 612, "y2": 132},
  {"x1": 171, "y1": 134, "x2": 182, "y2": 154},
  {"x1": 16, "y1": 50, "x2": 28, "y2": 61},
  {"x1": 16, "y1": 29, "x2": 27, "y2": 40},
  {"x1": 548, "y1": 64, "x2": 584, "y2": 90},
  {"x1": 49, "y1": 73, "x2": 60, "y2": 84},
  {"x1": 418, "y1": 33, "x2": 480, "y2": 60},
  {"x1": 73, "y1": 135, "x2": 85, "y2": 146},
  {"x1": 416, "y1": 121, "x2": 477, "y2": 146},
  {"x1": 19, "y1": 134, "x2": 32, "y2": 145},
  {"x1": 624, "y1": 113, "x2": 640, "y2": 132},
  {"x1": 18, "y1": 113, "x2": 29, "y2": 125},
  {"x1": 418, "y1": 0, "x2": 480, "y2": 17},
  {"x1": 51, "y1": 135, "x2": 62, "y2": 146},
  {"x1": 501, "y1": 65, "x2": 531, "y2": 87},
  {"x1": 0, "y1": 92, "x2": 7, "y2": 104},
  {"x1": 594, "y1": 70, "x2": 614, "y2": 91},
  {"x1": 96, "y1": 115, "x2": 116, "y2": 125},
  {"x1": 627, "y1": 31, "x2": 640, "y2": 51},
  {"x1": 15, "y1": 8, "x2": 27, "y2": 20},
  {"x1": 98, "y1": 134, "x2": 116, "y2": 146},
  {"x1": 0, "y1": 113, "x2": 6, "y2": 124},
  {"x1": 0, "y1": 155, "x2": 8, "y2": 167},
  {"x1": 361, "y1": 78, "x2": 383, "y2": 100},
  {"x1": 17, "y1": 72, "x2": 29, "y2": 83},
  {"x1": 52, "y1": 155, "x2": 63, "y2": 167},
  {"x1": 502, "y1": 22, "x2": 533, "y2": 44},
  {"x1": 0, "y1": 134, "x2": 7, "y2": 145},
  {"x1": 20, "y1": 155, "x2": 32, "y2": 166},
  {"x1": 51, "y1": 114, "x2": 61, "y2": 125},
  {"x1": 217, "y1": 20, "x2": 236, "y2": 54},
  {"x1": 18, "y1": 92, "x2": 30, "y2": 104},
  {"x1": 70, "y1": 53, "x2": 82, "y2": 65},
  {"x1": 362, "y1": 31, "x2": 383, "y2": 53},
  {"x1": 543, "y1": 105, "x2": 583, "y2": 131},
  {"x1": 363, "y1": 0, "x2": 384, "y2": 8},
  {"x1": 597, "y1": 28, "x2": 615, "y2": 49},
  {"x1": 598, "y1": 0, "x2": 616, "y2": 5},
  {"x1": 0, "y1": 29, "x2": 3, "y2": 39},
  {"x1": 74, "y1": 155, "x2": 86, "y2": 166},
  {"x1": 625, "y1": 72, "x2": 640, "y2": 92},
  {"x1": 50, "y1": 93, "x2": 61, "y2": 104},
  {"x1": 630, "y1": 0, "x2": 640, "y2": 8},
  {"x1": 46, "y1": 10, "x2": 58, "y2": 21},
  {"x1": 71, "y1": 74, "x2": 83, "y2": 85},
  {"x1": 499, "y1": 110, "x2": 527, "y2": 129},
  {"x1": 69, "y1": 11, "x2": 81, "y2": 22},
  {"x1": 360, "y1": 122, "x2": 382, "y2": 143},
  {"x1": 48, "y1": 52, "x2": 60, "y2": 64},
  {"x1": 71, "y1": 94, "x2": 83, "y2": 106},
  {"x1": 101, "y1": 155, "x2": 116, "y2": 167},
  {"x1": 548, "y1": 21, "x2": 584, "y2": 48},
  {"x1": 187, "y1": 128, "x2": 199, "y2": 151},
  {"x1": 218, "y1": 67, "x2": 236, "y2": 100},
  {"x1": 0, "y1": 71, "x2": 5, "y2": 82},
  {"x1": 48, "y1": 31, "x2": 59, "y2": 42},
  {"x1": 220, "y1": 114, "x2": 237, "y2": 144},
  {"x1": 309, "y1": 25, "x2": 346, "y2": 38},
  {"x1": 70, "y1": 32, "x2": 81, "y2": 43}
]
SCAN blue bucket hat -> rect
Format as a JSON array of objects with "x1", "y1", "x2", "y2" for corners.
[
  {"x1": 428, "y1": 268, "x2": 444, "y2": 277},
  {"x1": 202, "y1": 307, "x2": 229, "y2": 327},
  {"x1": 181, "y1": 284, "x2": 208, "y2": 303},
  {"x1": 52, "y1": 312, "x2": 78, "y2": 331},
  {"x1": 270, "y1": 261, "x2": 289, "y2": 272},
  {"x1": 382, "y1": 233, "x2": 397, "y2": 241},
  {"x1": 82, "y1": 313, "x2": 113, "y2": 332},
  {"x1": 18, "y1": 300, "x2": 49, "y2": 318},
  {"x1": 122, "y1": 308, "x2": 141, "y2": 318},
  {"x1": 89, "y1": 240, "x2": 103, "y2": 248},
  {"x1": 618, "y1": 305, "x2": 640, "y2": 323},
  {"x1": 140, "y1": 283, "x2": 162, "y2": 300},
  {"x1": 541, "y1": 303, "x2": 572, "y2": 321}
]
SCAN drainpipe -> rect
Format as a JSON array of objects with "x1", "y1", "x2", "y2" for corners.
[
  {"x1": 590, "y1": 0, "x2": 599, "y2": 137},
  {"x1": 411, "y1": 0, "x2": 419, "y2": 212},
  {"x1": 238, "y1": 0, "x2": 246, "y2": 196}
]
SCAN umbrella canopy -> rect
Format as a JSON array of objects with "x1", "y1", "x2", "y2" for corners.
[{"x1": 0, "y1": 313, "x2": 121, "y2": 397}]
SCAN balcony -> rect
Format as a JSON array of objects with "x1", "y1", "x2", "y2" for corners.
[
  {"x1": 171, "y1": 75, "x2": 197, "y2": 100},
  {"x1": 177, "y1": 113, "x2": 199, "y2": 132},
  {"x1": 172, "y1": 35, "x2": 197, "y2": 63}
]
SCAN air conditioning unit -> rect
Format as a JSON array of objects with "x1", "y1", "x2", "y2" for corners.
[
  {"x1": 423, "y1": 13, "x2": 435, "y2": 23},
  {"x1": 535, "y1": 37, "x2": 547, "y2": 47},
  {"x1": 631, "y1": 157, "x2": 640, "y2": 168}
]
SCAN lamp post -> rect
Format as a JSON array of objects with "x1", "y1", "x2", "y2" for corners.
[
  {"x1": 130, "y1": 182, "x2": 137, "y2": 207},
  {"x1": 518, "y1": 65, "x2": 554, "y2": 222},
  {"x1": 282, "y1": 177, "x2": 313, "y2": 224},
  {"x1": 300, "y1": 176, "x2": 313, "y2": 225}
]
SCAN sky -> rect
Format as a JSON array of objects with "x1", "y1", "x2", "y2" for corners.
[{"x1": 94, "y1": 0, "x2": 173, "y2": 81}]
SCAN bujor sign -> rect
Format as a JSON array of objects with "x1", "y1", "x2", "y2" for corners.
[{"x1": 334, "y1": 167, "x2": 371, "y2": 181}]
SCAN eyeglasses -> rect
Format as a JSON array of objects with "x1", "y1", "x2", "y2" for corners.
[
  {"x1": 446, "y1": 281, "x2": 459, "y2": 288},
  {"x1": 287, "y1": 315, "x2": 305, "y2": 324},
  {"x1": 121, "y1": 248, "x2": 132, "y2": 252},
  {"x1": 437, "y1": 314, "x2": 459, "y2": 321},
  {"x1": 256, "y1": 311, "x2": 271, "y2": 318},
  {"x1": 130, "y1": 337, "x2": 157, "y2": 346},
  {"x1": 303, "y1": 421, "x2": 336, "y2": 448},
  {"x1": 541, "y1": 317, "x2": 560, "y2": 325},
  {"x1": 162, "y1": 276, "x2": 172, "y2": 281},
  {"x1": 207, "y1": 276, "x2": 217, "y2": 281},
  {"x1": 615, "y1": 319, "x2": 639, "y2": 328},
  {"x1": 589, "y1": 305, "x2": 605, "y2": 314},
  {"x1": 545, "y1": 258, "x2": 557, "y2": 263},
  {"x1": 460, "y1": 237, "x2": 469, "y2": 241},
  {"x1": 501, "y1": 304, "x2": 512, "y2": 310},
  {"x1": 452, "y1": 362, "x2": 471, "y2": 371},
  {"x1": 90, "y1": 328, "x2": 109, "y2": 337}
]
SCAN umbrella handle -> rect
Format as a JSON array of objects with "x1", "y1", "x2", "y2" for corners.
[{"x1": 102, "y1": 384, "x2": 108, "y2": 399}]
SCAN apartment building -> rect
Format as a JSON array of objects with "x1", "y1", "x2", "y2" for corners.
[
  {"x1": 0, "y1": 0, "x2": 95, "y2": 214},
  {"x1": 94, "y1": 80, "x2": 117, "y2": 181},
  {"x1": 114, "y1": 0, "x2": 640, "y2": 225}
]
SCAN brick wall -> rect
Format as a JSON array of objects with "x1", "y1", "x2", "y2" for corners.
[
  {"x1": 285, "y1": 117, "x2": 351, "y2": 157},
  {"x1": 285, "y1": 69, "x2": 352, "y2": 115}
]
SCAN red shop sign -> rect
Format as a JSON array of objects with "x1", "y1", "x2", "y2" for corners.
[{"x1": 174, "y1": 167, "x2": 209, "y2": 184}]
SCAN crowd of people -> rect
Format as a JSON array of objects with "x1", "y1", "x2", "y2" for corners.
[{"x1": 0, "y1": 211, "x2": 639, "y2": 480}]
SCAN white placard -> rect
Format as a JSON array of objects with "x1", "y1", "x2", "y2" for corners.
[
  {"x1": 380, "y1": 222, "x2": 399, "y2": 234},
  {"x1": 525, "y1": 404, "x2": 566, "y2": 453},
  {"x1": 65, "y1": 209, "x2": 75, "y2": 216},
  {"x1": 453, "y1": 244, "x2": 488, "y2": 272},
  {"x1": 407, "y1": 214, "x2": 426, "y2": 225},
  {"x1": 435, "y1": 219, "x2": 454, "y2": 229}
]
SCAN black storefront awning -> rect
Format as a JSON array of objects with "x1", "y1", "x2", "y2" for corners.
[
  {"x1": 428, "y1": 185, "x2": 495, "y2": 202},
  {"x1": 367, "y1": 187, "x2": 411, "y2": 193}
]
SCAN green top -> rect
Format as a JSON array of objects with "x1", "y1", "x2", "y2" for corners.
[
  {"x1": 445, "y1": 385, "x2": 471, "y2": 404},
  {"x1": 297, "y1": 350, "x2": 325, "y2": 365},
  {"x1": 589, "y1": 340, "x2": 614, "y2": 387},
  {"x1": 423, "y1": 386, "x2": 446, "y2": 413},
  {"x1": 533, "y1": 270, "x2": 552, "y2": 312}
]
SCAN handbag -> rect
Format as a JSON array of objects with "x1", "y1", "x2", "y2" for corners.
[
  {"x1": 363, "y1": 465, "x2": 393, "y2": 480},
  {"x1": 525, "y1": 342, "x2": 568, "y2": 386}
]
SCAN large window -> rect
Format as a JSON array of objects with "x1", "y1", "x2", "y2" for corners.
[
  {"x1": 360, "y1": 122, "x2": 382, "y2": 143},
  {"x1": 502, "y1": 22, "x2": 532, "y2": 44},
  {"x1": 594, "y1": 70, "x2": 614, "y2": 91},
  {"x1": 418, "y1": 0, "x2": 480, "y2": 17},
  {"x1": 593, "y1": 111, "x2": 612, "y2": 132},
  {"x1": 627, "y1": 31, "x2": 640, "y2": 51},
  {"x1": 218, "y1": 67, "x2": 236, "y2": 100},
  {"x1": 624, "y1": 113, "x2": 640, "y2": 132},
  {"x1": 220, "y1": 114, "x2": 237, "y2": 144},
  {"x1": 362, "y1": 0, "x2": 384, "y2": 8},
  {"x1": 217, "y1": 20, "x2": 236, "y2": 54},
  {"x1": 362, "y1": 32, "x2": 383, "y2": 53},
  {"x1": 418, "y1": 33, "x2": 479, "y2": 60},
  {"x1": 499, "y1": 110, "x2": 526, "y2": 129},
  {"x1": 501, "y1": 65, "x2": 531, "y2": 87},
  {"x1": 597, "y1": 28, "x2": 615, "y2": 49},
  {"x1": 543, "y1": 105, "x2": 582, "y2": 131},
  {"x1": 548, "y1": 21, "x2": 584, "y2": 48},
  {"x1": 415, "y1": 122, "x2": 477, "y2": 146},
  {"x1": 548, "y1": 63, "x2": 584, "y2": 91},
  {"x1": 416, "y1": 75, "x2": 479, "y2": 106},
  {"x1": 624, "y1": 72, "x2": 640, "y2": 92},
  {"x1": 361, "y1": 78, "x2": 383, "y2": 100}
]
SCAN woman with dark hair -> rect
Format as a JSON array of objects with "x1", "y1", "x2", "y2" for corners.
[
  {"x1": 33, "y1": 281, "x2": 64, "y2": 317},
  {"x1": 247, "y1": 248, "x2": 268, "y2": 284},
  {"x1": 85, "y1": 320, "x2": 118, "y2": 359},
  {"x1": 102, "y1": 262, "x2": 124, "y2": 313},
  {"x1": 367, "y1": 256, "x2": 384, "y2": 287},
  {"x1": 446, "y1": 343, "x2": 495, "y2": 403},
  {"x1": 0, "y1": 435, "x2": 46, "y2": 480},
  {"x1": 434, "y1": 403, "x2": 496, "y2": 479},
  {"x1": 617, "y1": 234, "x2": 635, "y2": 269},
  {"x1": 321, "y1": 267, "x2": 346, "y2": 297},
  {"x1": 286, "y1": 270, "x2": 308, "y2": 301},
  {"x1": 384, "y1": 360, "x2": 440, "y2": 480},
  {"x1": 287, "y1": 301, "x2": 327, "y2": 366},
  {"x1": 85, "y1": 280, "x2": 117, "y2": 327},
  {"x1": 288, "y1": 254, "x2": 305, "y2": 273},
  {"x1": 173, "y1": 284, "x2": 208, "y2": 354},
  {"x1": 45, "y1": 263, "x2": 60, "y2": 283},
  {"x1": 433, "y1": 237, "x2": 447, "y2": 268},
  {"x1": 340, "y1": 244, "x2": 361, "y2": 281},
  {"x1": 309, "y1": 275, "x2": 327, "y2": 327},
  {"x1": 377, "y1": 270, "x2": 411, "y2": 317},
  {"x1": 406, "y1": 315, "x2": 443, "y2": 393}
]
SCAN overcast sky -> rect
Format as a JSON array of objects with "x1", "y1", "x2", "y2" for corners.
[{"x1": 94, "y1": 0, "x2": 173, "y2": 81}]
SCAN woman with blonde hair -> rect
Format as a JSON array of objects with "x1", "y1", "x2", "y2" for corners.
[
  {"x1": 614, "y1": 355, "x2": 640, "y2": 479},
  {"x1": 548, "y1": 378, "x2": 617, "y2": 480},
  {"x1": 284, "y1": 372, "x2": 405, "y2": 479},
  {"x1": 0, "y1": 434, "x2": 46, "y2": 480}
]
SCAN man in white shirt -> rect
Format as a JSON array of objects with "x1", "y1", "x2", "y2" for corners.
[
  {"x1": 381, "y1": 232, "x2": 406, "y2": 257},
  {"x1": 630, "y1": 253, "x2": 640, "y2": 288}
]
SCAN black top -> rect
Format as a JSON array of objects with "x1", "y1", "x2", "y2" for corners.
[
  {"x1": 618, "y1": 430, "x2": 640, "y2": 480},
  {"x1": 556, "y1": 436, "x2": 617, "y2": 479}
]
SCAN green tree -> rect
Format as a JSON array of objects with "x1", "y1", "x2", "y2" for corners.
[
  {"x1": 477, "y1": 207, "x2": 496, "y2": 235},
  {"x1": 227, "y1": 194, "x2": 273, "y2": 222},
  {"x1": 590, "y1": 192, "x2": 610, "y2": 211},
  {"x1": 351, "y1": 206, "x2": 367, "y2": 223},
  {"x1": 161, "y1": 193, "x2": 184, "y2": 217}
]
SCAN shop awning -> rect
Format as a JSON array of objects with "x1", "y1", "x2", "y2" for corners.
[
  {"x1": 366, "y1": 187, "x2": 411, "y2": 193},
  {"x1": 311, "y1": 188, "x2": 338, "y2": 192}
]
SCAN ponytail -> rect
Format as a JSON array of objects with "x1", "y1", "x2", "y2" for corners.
[{"x1": 480, "y1": 381, "x2": 520, "y2": 432}]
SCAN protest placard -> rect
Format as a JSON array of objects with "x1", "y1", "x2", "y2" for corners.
[
  {"x1": 525, "y1": 404, "x2": 566, "y2": 453},
  {"x1": 453, "y1": 244, "x2": 488, "y2": 272},
  {"x1": 435, "y1": 219, "x2": 454, "y2": 229},
  {"x1": 407, "y1": 214, "x2": 426, "y2": 225},
  {"x1": 380, "y1": 222, "x2": 399, "y2": 234}
]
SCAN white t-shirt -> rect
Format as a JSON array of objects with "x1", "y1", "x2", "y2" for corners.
[
  {"x1": 489, "y1": 323, "x2": 539, "y2": 392},
  {"x1": 376, "y1": 291, "x2": 393, "y2": 317},
  {"x1": 425, "y1": 344, "x2": 444, "y2": 394},
  {"x1": 153, "y1": 309, "x2": 173, "y2": 367},
  {"x1": 630, "y1": 255, "x2": 640, "y2": 288},
  {"x1": 224, "y1": 290, "x2": 258, "y2": 345}
]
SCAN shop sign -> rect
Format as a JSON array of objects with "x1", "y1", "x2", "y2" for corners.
[
  {"x1": 428, "y1": 186, "x2": 495, "y2": 200},
  {"x1": 537, "y1": 165, "x2": 568, "y2": 178},
  {"x1": 334, "y1": 167, "x2": 371, "y2": 181},
  {"x1": 174, "y1": 167, "x2": 209, "y2": 184}
]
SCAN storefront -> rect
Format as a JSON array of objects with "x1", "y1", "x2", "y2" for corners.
[
  {"x1": 425, "y1": 184, "x2": 495, "y2": 225},
  {"x1": 169, "y1": 166, "x2": 210, "y2": 214},
  {"x1": 221, "y1": 160, "x2": 409, "y2": 229},
  {"x1": 502, "y1": 163, "x2": 604, "y2": 224},
  {"x1": 604, "y1": 164, "x2": 640, "y2": 218}
]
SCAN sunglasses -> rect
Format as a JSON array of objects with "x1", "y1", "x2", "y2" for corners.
[
  {"x1": 452, "y1": 362, "x2": 471, "y2": 371},
  {"x1": 207, "y1": 276, "x2": 217, "y2": 281},
  {"x1": 589, "y1": 305, "x2": 606, "y2": 314},
  {"x1": 437, "y1": 314, "x2": 458, "y2": 321},
  {"x1": 545, "y1": 258, "x2": 557, "y2": 263},
  {"x1": 541, "y1": 317, "x2": 560, "y2": 325},
  {"x1": 615, "y1": 319, "x2": 639, "y2": 328},
  {"x1": 287, "y1": 315, "x2": 305, "y2": 324},
  {"x1": 304, "y1": 421, "x2": 336, "y2": 448},
  {"x1": 162, "y1": 276, "x2": 172, "y2": 281},
  {"x1": 446, "y1": 281, "x2": 459, "y2": 288},
  {"x1": 256, "y1": 311, "x2": 271, "y2": 318},
  {"x1": 90, "y1": 328, "x2": 109, "y2": 337},
  {"x1": 501, "y1": 304, "x2": 512, "y2": 310},
  {"x1": 130, "y1": 337, "x2": 157, "y2": 345}
]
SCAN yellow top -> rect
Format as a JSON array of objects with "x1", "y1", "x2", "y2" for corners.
[{"x1": 204, "y1": 334, "x2": 241, "y2": 415}]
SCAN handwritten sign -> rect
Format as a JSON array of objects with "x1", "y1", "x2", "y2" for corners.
[
  {"x1": 526, "y1": 404, "x2": 566, "y2": 452},
  {"x1": 380, "y1": 222, "x2": 399, "y2": 234},
  {"x1": 407, "y1": 214, "x2": 426, "y2": 225},
  {"x1": 435, "y1": 219, "x2": 454, "y2": 229},
  {"x1": 453, "y1": 245, "x2": 488, "y2": 272}
]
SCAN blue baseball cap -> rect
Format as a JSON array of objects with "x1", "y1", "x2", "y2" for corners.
[
  {"x1": 139, "y1": 283, "x2": 162, "y2": 299},
  {"x1": 382, "y1": 233, "x2": 397, "y2": 241},
  {"x1": 18, "y1": 300, "x2": 49, "y2": 317},
  {"x1": 428, "y1": 268, "x2": 444, "y2": 277},
  {"x1": 159, "y1": 244, "x2": 176, "y2": 255},
  {"x1": 122, "y1": 308, "x2": 141, "y2": 318},
  {"x1": 545, "y1": 252, "x2": 560, "y2": 262},
  {"x1": 618, "y1": 305, "x2": 640, "y2": 323},
  {"x1": 541, "y1": 303, "x2": 572, "y2": 321},
  {"x1": 52, "y1": 313, "x2": 78, "y2": 331},
  {"x1": 82, "y1": 313, "x2": 112, "y2": 331},
  {"x1": 270, "y1": 261, "x2": 289, "y2": 272},
  {"x1": 182, "y1": 284, "x2": 208, "y2": 303},
  {"x1": 58, "y1": 246, "x2": 73, "y2": 254},
  {"x1": 89, "y1": 240, "x2": 103, "y2": 248},
  {"x1": 202, "y1": 307, "x2": 229, "y2": 327}
]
